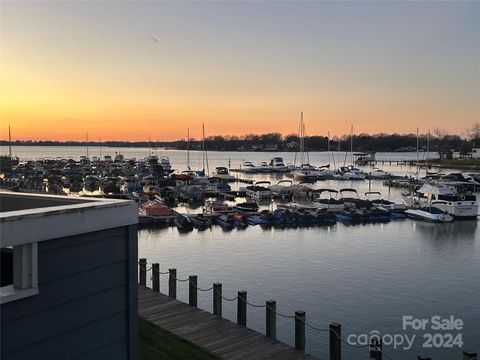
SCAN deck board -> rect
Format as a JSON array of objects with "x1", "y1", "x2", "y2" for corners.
[{"x1": 138, "y1": 286, "x2": 320, "y2": 360}]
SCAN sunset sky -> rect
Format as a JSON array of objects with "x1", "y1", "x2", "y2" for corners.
[{"x1": 1, "y1": 1, "x2": 479, "y2": 141}]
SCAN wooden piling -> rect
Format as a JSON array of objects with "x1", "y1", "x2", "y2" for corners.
[
  {"x1": 369, "y1": 338, "x2": 382, "y2": 360},
  {"x1": 266, "y1": 300, "x2": 276, "y2": 340},
  {"x1": 329, "y1": 323, "x2": 341, "y2": 360},
  {"x1": 463, "y1": 351, "x2": 478, "y2": 360},
  {"x1": 139, "y1": 258, "x2": 147, "y2": 286},
  {"x1": 213, "y1": 283, "x2": 222, "y2": 317},
  {"x1": 152, "y1": 263, "x2": 159, "y2": 292},
  {"x1": 168, "y1": 268, "x2": 177, "y2": 298},
  {"x1": 237, "y1": 290, "x2": 247, "y2": 326},
  {"x1": 189, "y1": 275, "x2": 197, "y2": 307},
  {"x1": 295, "y1": 311, "x2": 305, "y2": 351}
]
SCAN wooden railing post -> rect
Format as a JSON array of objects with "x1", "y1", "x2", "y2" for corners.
[
  {"x1": 139, "y1": 258, "x2": 147, "y2": 286},
  {"x1": 213, "y1": 283, "x2": 222, "y2": 317},
  {"x1": 237, "y1": 290, "x2": 247, "y2": 326},
  {"x1": 369, "y1": 338, "x2": 382, "y2": 360},
  {"x1": 266, "y1": 300, "x2": 276, "y2": 340},
  {"x1": 152, "y1": 263, "x2": 159, "y2": 292},
  {"x1": 463, "y1": 351, "x2": 478, "y2": 360},
  {"x1": 168, "y1": 268, "x2": 177, "y2": 298},
  {"x1": 417, "y1": 355, "x2": 431, "y2": 360},
  {"x1": 329, "y1": 322, "x2": 341, "y2": 360},
  {"x1": 189, "y1": 275, "x2": 197, "y2": 307},
  {"x1": 295, "y1": 311, "x2": 305, "y2": 351}
]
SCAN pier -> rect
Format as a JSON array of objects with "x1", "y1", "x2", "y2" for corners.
[{"x1": 137, "y1": 259, "x2": 477, "y2": 360}]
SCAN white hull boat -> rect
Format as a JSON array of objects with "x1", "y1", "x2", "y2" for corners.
[{"x1": 405, "y1": 207, "x2": 454, "y2": 222}]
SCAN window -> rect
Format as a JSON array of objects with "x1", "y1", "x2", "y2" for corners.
[{"x1": 0, "y1": 243, "x2": 38, "y2": 304}]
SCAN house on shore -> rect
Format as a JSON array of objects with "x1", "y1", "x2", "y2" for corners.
[{"x1": 1, "y1": 192, "x2": 138, "y2": 360}]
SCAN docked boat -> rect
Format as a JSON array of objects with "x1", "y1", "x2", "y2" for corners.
[
  {"x1": 139, "y1": 201, "x2": 172, "y2": 217},
  {"x1": 189, "y1": 215, "x2": 212, "y2": 230},
  {"x1": 292, "y1": 164, "x2": 319, "y2": 182},
  {"x1": 83, "y1": 175, "x2": 101, "y2": 193},
  {"x1": 234, "y1": 200, "x2": 259, "y2": 213},
  {"x1": 174, "y1": 214, "x2": 194, "y2": 232},
  {"x1": 309, "y1": 189, "x2": 344, "y2": 211},
  {"x1": 269, "y1": 157, "x2": 289, "y2": 172},
  {"x1": 368, "y1": 168, "x2": 391, "y2": 179},
  {"x1": 405, "y1": 207, "x2": 454, "y2": 223},
  {"x1": 101, "y1": 177, "x2": 121, "y2": 194},
  {"x1": 269, "y1": 180, "x2": 294, "y2": 196},
  {"x1": 211, "y1": 167, "x2": 236, "y2": 182},
  {"x1": 403, "y1": 183, "x2": 478, "y2": 219},
  {"x1": 340, "y1": 188, "x2": 372, "y2": 209},
  {"x1": 245, "y1": 181, "x2": 271, "y2": 198},
  {"x1": 160, "y1": 156, "x2": 173, "y2": 174},
  {"x1": 255, "y1": 161, "x2": 272, "y2": 173},
  {"x1": 215, "y1": 214, "x2": 235, "y2": 230},
  {"x1": 365, "y1": 191, "x2": 406, "y2": 212},
  {"x1": 334, "y1": 166, "x2": 366, "y2": 180},
  {"x1": 242, "y1": 161, "x2": 257, "y2": 173},
  {"x1": 204, "y1": 199, "x2": 231, "y2": 214}
]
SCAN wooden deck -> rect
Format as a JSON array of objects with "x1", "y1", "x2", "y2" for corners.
[{"x1": 138, "y1": 286, "x2": 320, "y2": 360}]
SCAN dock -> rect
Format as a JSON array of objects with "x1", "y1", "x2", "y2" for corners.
[{"x1": 138, "y1": 286, "x2": 319, "y2": 360}]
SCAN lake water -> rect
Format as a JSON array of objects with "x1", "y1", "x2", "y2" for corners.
[{"x1": 4, "y1": 146, "x2": 479, "y2": 359}]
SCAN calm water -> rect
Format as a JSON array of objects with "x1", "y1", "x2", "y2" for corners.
[{"x1": 5, "y1": 146, "x2": 479, "y2": 359}]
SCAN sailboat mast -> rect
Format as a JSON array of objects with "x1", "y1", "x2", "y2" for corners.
[
  {"x1": 202, "y1": 123, "x2": 205, "y2": 173},
  {"x1": 187, "y1": 128, "x2": 190, "y2": 170},
  {"x1": 350, "y1": 125, "x2": 353, "y2": 164},
  {"x1": 8, "y1": 124, "x2": 12, "y2": 170},
  {"x1": 86, "y1": 133, "x2": 89, "y2": 159},
  {"x1": 426, "y1": 130, "x2": 430, "y2": 174},
  {"x1": 99, "y1": 137, "x2": 102, "y2": 159},
  {"x1": 300, "y1": 112, "x2": 304, "y2": 165}
]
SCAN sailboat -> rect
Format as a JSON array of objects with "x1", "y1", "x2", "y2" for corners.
[
  {"x1": 180, "y1": 126, "x2": 209, "y2": 185},
  {"x1": 292, "y1": 112, "x2": 321, "y2": 181},
  {"x1": 334, "y1": 125, "x2": 365, "y2": 180}
]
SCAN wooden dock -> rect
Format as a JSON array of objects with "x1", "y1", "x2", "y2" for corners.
[{"x1": 138, "y1": 286, "x2": 319, "y2": 360}]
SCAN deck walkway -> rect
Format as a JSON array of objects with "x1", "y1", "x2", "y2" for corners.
[{"x1": 138, "y1": 286, "x2": 319, "y2": 360}]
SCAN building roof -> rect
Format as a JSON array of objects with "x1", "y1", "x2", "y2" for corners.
[{"x1": 1, "y1": 191, "x2": 138, "y2": 247}]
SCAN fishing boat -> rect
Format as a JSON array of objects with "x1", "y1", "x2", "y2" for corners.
[
  {"x1": 211, "y1": 167, "x2": 236, "y2": 182},
  {"x1": 405, "y1": 207, "x2": 454, "y2": 223},
  {"x1": 403, "y1": 183, "x2": 478, "y2": 219},
  {"x1": 174, "y1": 214, "x2": 194, "y2": 232},
  {"x1": 269, "y1": 157, "x2": 289, "y2": 172}
]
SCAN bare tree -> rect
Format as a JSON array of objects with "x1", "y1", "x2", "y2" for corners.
[{"x1": 467, "y1": 123, "x2": 480, "y2": 147}]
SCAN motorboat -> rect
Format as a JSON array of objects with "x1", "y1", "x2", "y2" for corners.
[
  {"x1": 211, "y1": 167, "x2": 236, "y2": 182},
  {"x1": 83, "y1": 175, "x2": 101, "y2": 193},
  {"x1": 334, "y1": 165, "x2": 366, "y2": 180},
  {"x1": 174, "y1": 213, "x2": 194, "y2": 232},
  {"x1": 215, "y1": 214, "x2": 235, "y2": 230},
  {"x1": 139, "y1": 201, "x2": 172, "y2": 217},
  {"x1": 242, "y1": 161, "x2": 257, "y2": 173},
  {"x1": 403, "y1": 182, "x2": 478, "y2": 219},
  {"x1": 308, "y1": 189, "x2": 344, "y2": 211},
  {"x1": 368, "y1": 168, "x2": 391, "y2": 179},
  {"x1": 340, "y1": 188, "x2": 372, "y2": 209},
  {"x1": 269, "y1": 157, "x2": 289, "y2": 172},
  {"x1": 292, "y1": 164, "x2": 319, "y2": 182},
  {"x1": 160, "y1": 156, "x2": 173, "y2": 174},
  {"x1": 189, "y1": 214, "x2": 212, "y2": 230},
  {"x1": 234, "y1": 200, "x2": 259, "y2": 213},
  {"x1": 255, "y1": 161, "x2": 272, "y2": 173},
  {"x1": 101, "y1": 177, "x2": 121, "y2": 194},
  {"x1": 269, "y1": 180, "x2": 294, "y2": 196},
  {"x1": 405, "y1": 207, "x2": 454, "y2": 223},
  {"x1": 245, "y1": 181, "x2": 272, "y2": 198},
  {"x1": 365, "y1": 191, "x2": 406, "y2": 212},
  {"x1": 204, "y1": 199, "x2": 231, "y2": 214}
]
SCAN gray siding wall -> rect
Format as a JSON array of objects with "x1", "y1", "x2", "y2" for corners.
[{"x1": 1, "y1": 225, "x2": 138, "y2": 360}]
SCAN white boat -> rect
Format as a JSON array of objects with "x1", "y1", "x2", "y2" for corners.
[
  {"x1": 369, "y1": 168, "x2": 391, "y2": 179},
  {"x1": 269, "y1": 157, "x2": 289, "y2": 172},
  {"x1": 405, "y1": 207, "x2": 454, "y2": 222},
  {"x1": 334, "y1": 165, "x2": 366, "y2": 180},
  {"x1": 365, "y1": 191, "x2": 406, "y2": 212},
  {"x1": 242, "y1": 161, "x2": 257, "y2": 173},
  {"x1": 160, "y1": 156, "x2": 173, "y2": 173},
  {"x1": 211, "y1": 167, "x2": 236, "y2": 182},
  {"x1": 204, "y1": 199, "x2": 231, "y2": 214},
  {"x1": 403, "y1": 182, "x2": 478, "y2": 219},
  {"x1": 180, "y1": 170, "x2": 210, "y2": 185},
  {"x1": 269, "y1": 180, "x2": 294, "y2": 196},
  {"x1": 255, "y1": 161, "x2": 272, "y2": 173}
]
